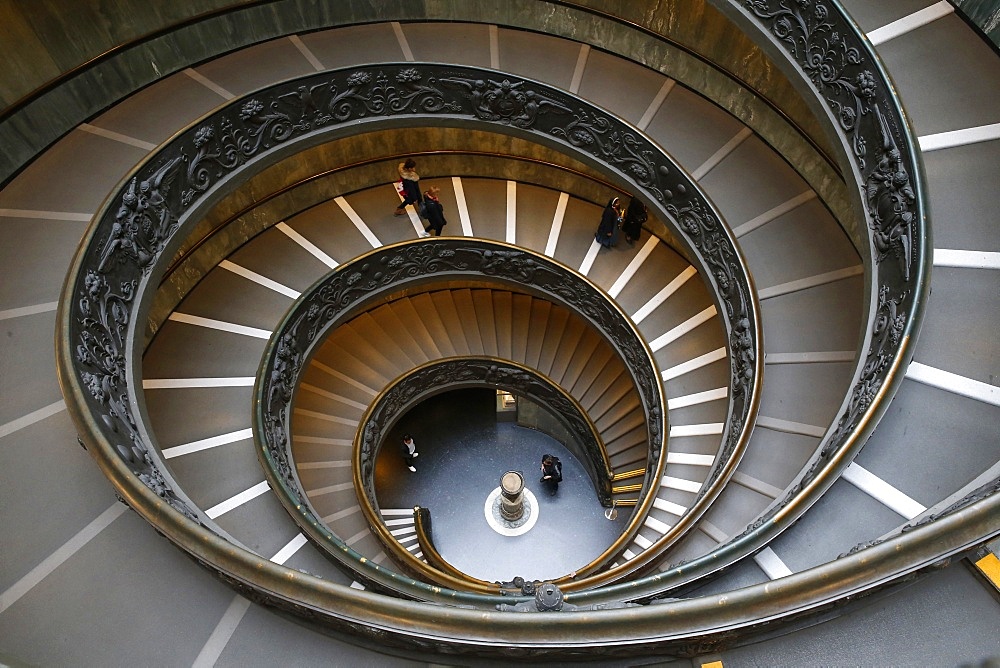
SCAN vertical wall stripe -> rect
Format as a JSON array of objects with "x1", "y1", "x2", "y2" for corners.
[
  {"x1": 391, "y1": 22, "x2": 415, "y2": 61},
  {"x1": 570, "y1": 44, "x2": 590, "y2": 93},
  {"x1": 489, "y1": 25, "x2": 500, "y2": 69},
  {"x1": 506, "y1": 180, "x2": 517, "y2": 244},
  {"x1": 544, "y1": 192, "x2": 569, "y2": 257},
  {"x1": 453, "y1": 177, "x2": 474, "y2": 236}
]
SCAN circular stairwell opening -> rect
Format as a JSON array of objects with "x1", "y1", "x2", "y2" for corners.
[{"x1": 374, "y1": 388, "x2": 628, "y2": 582}]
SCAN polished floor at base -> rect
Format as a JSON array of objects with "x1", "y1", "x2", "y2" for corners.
[{"x1": 374, "y1": 388, "x2": 630, "y2": 583}]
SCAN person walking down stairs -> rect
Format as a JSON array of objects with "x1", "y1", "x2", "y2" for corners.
[
  {"x1": 394, "y1": 158, "x2": 423, "y2": 216},
  {"x1": 421, "y1": 186, "x2": 448, "y2": 237},
  {"x1": 595, "y1": 197, "x2": 622, "y2": 248}
]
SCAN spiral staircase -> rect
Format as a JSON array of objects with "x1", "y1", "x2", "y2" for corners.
[{"x1": 1, "y1": 1, "x2": 998, "y2": 665}]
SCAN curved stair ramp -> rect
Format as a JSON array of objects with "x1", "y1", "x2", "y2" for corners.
[{"x1": 2, "y1": 4, "x2": 998, "y2": 664}]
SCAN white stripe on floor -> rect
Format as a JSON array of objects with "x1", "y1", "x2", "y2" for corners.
[
  {"x1": 78, "y1": 123, "x2": 157, "y2": 151},
  {"x1": 0, "y1": 502, "x2": 126, "y2": 615},
  {"x1": 662, "y1": 476, "x2": 703, "y2": 494},
  {"x1": 578, "y1": 240, "x2": 602, "y2": 276},
  {"x1": 691, "y1": 127, "x2": 752, "y2": 181},
  {"x1": 649, "y1": 305, "x2": 717, "y2": 352},
  {"x1": 758, "y1": 265, "x2": 863, "y2": 300},
  {"x1": 662, "y1": 347, "x2": 727, "y2": 381},
  {"x1": 289, "y1": 34, "x2": 324, "y2": 71},
  {"x1": 754, "y1": 547, "x2": 793, "y2": 579},
  {"x1": 765, "y1": 351, "x2": 855, "y2": 364},
  {"x1": 867, "y1": 1, "x2": 954, "y2": 46},
  {"x1": 391, "y1": 22, "x2": 415, "y2": 61},
  {"x1": 142, "y1": 377, "x2": 255, "y2": 389},
  {"x1": 0, "y1": 400, "x2": 65, "y2": 440},
  {"x1": 544, "y1": 192, "x2": 570, "y2": 257},
  {"x1": 637, "y1": 79, "x2": 675, "y2": 130},
  {"x1": 609, "y1": 235, "x2": 660, "y2": 298},
  {"x1": 756, "y1": 416, "x2": 826, "y2": 438},
  {"x1": 732, "y1": 191, "x2": 817, "y2": 238},
  {"x1": 299, "y1": 383, "x2": 368, "y2": 410},
  {"x1": 644, "y1": 515, "x2": 671, "y2": 534},
  {"x1": 293, "y1": 435, "x2": 352, "y2": 447},
  {"x1": 167, "y1": 312, "x2": 272, "y2": 339},
  {"x1": 666, "y1": 451, "x2": 716, "y2": 466},
  {"x1": 322, "y1": 505, "x2": 362, "y2": 524},
  {"x1": 920, "y1": 123, "x2": 1000, "y2": 152},
  {"x1": 0, "y1": 301, "x2": 59, "y2": 321},
  {"x1": 669, "y1": 423, "x2": 724, "y2": 437},
  {"x1": 183, "y1": 68, "x2": 234, "y2": 99},
  {"x1": 732, "y1": 472, "x2": 784, "y2": 499},
  {"x1": 296, "y1": 460, "x2": 351, "y2": 470},
  {"x1": 306, "y1": 481, "x2": 355, "y2": 497},
  {"x1": 162, "y1": 428, "x2": 254, "y2": 459},
  {"x1": 933, "y1": 248, "x2": 1000, "y2": 269},
  {"x1": 0, "y1": 208, "x2": 91, "y2": 221},
  {"x1": 667, "y1": 387, "x2": 728, "y2": 410},
  {"x1": 270, "y1": 533, "x2": 309, "y2": 565},
  {"x1": 276, "y1": 221, "x2": 339, "y2": 268},
  {"x1": 698, "y1": 520, "x2": 727, "y2": 542},
  {"x1": 293, "y1": 408, "x2": 359, "y2": 427},
  {"x1": 653, "y1": 497, "x2": 687, "y2": 516},
  {"x1": 192, "y1": 595, "x2": 251, "y2": 668},
  {"x1": 206, "y1": 481, "x2": 271, "y2": 519},
  {"x1": 842, "y1": 462, "x2": 926, "y2": 520},
  {"x1": 309, "y1": 359, "x2": 379, "y2": 396},
  {"x1": 631, "y1": 266, "x2": 697, "y2": 324},
  {"x1": 220, "y1": 260, "x2": 301, "y2": 299},
  {"x1": 336, "y1": 196, "x2": 382, "y2": 248},
  {"x1": 906, "y1": 361, "x2": 1000, "y2": 406},
  {"x1": 570, "y1": 44, "x2": 590, "y2": 93}
]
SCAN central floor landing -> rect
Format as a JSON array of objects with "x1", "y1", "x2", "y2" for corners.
[{"x1": 374, "y1": 389, "x2": 630, "y2": 582}]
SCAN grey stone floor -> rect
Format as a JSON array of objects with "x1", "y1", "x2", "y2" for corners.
[{"x1": 375, "y1": 388, "x2": 630, "y2": 582}]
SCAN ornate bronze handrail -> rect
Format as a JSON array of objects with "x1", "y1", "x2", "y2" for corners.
[
  {"x1": 57, "y1": 59, "x2": 763, "y2": 646},
  {"x1": 256, "y1": 239, "x2": 665, "y2": 594},
  {"x1": 336, "y1": 357, "x2": 612, "y2": 588}
]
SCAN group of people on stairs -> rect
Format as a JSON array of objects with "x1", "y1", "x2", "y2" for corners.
[{"x1": 393, "y1": 157, "x2": 648, "y2": 247}]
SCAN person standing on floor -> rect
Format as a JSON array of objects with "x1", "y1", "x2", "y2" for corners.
[
  {"x1": 621, "y1": 197, "x2": 647, "y2": 245},
  {"x1": 540, "y1": 454, "x2": 562, "y2": 495},
  {"x1": 394, "y1": 158, "x2": 423, "y2": 216},
  {"x1": 421, "y1": 186, "x2": 448, "y2": 237},
  {"x1": 594, "y1": 197, "x2": 621, "y2": 248},
  {"x1": 401, "y1": 433, "x2": 419, "y2": 472}
]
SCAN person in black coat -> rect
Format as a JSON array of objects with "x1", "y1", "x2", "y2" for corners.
[
  {"x1": 621, "y1": 197, "x2": 647, "y2": 245},
  {"x1": 540, "y1": 454, "x2": 562, "y2": 495},
  {"x1": 595, "y1": 197, "x2": 621, "y2": 248},
  {"x1": 421, "y1": 186, "x2": 448, "y2": 236}
]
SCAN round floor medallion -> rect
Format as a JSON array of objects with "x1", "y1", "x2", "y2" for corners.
[{"x1": 484, "y1": 486, "x2": 539, "y2": 536}]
